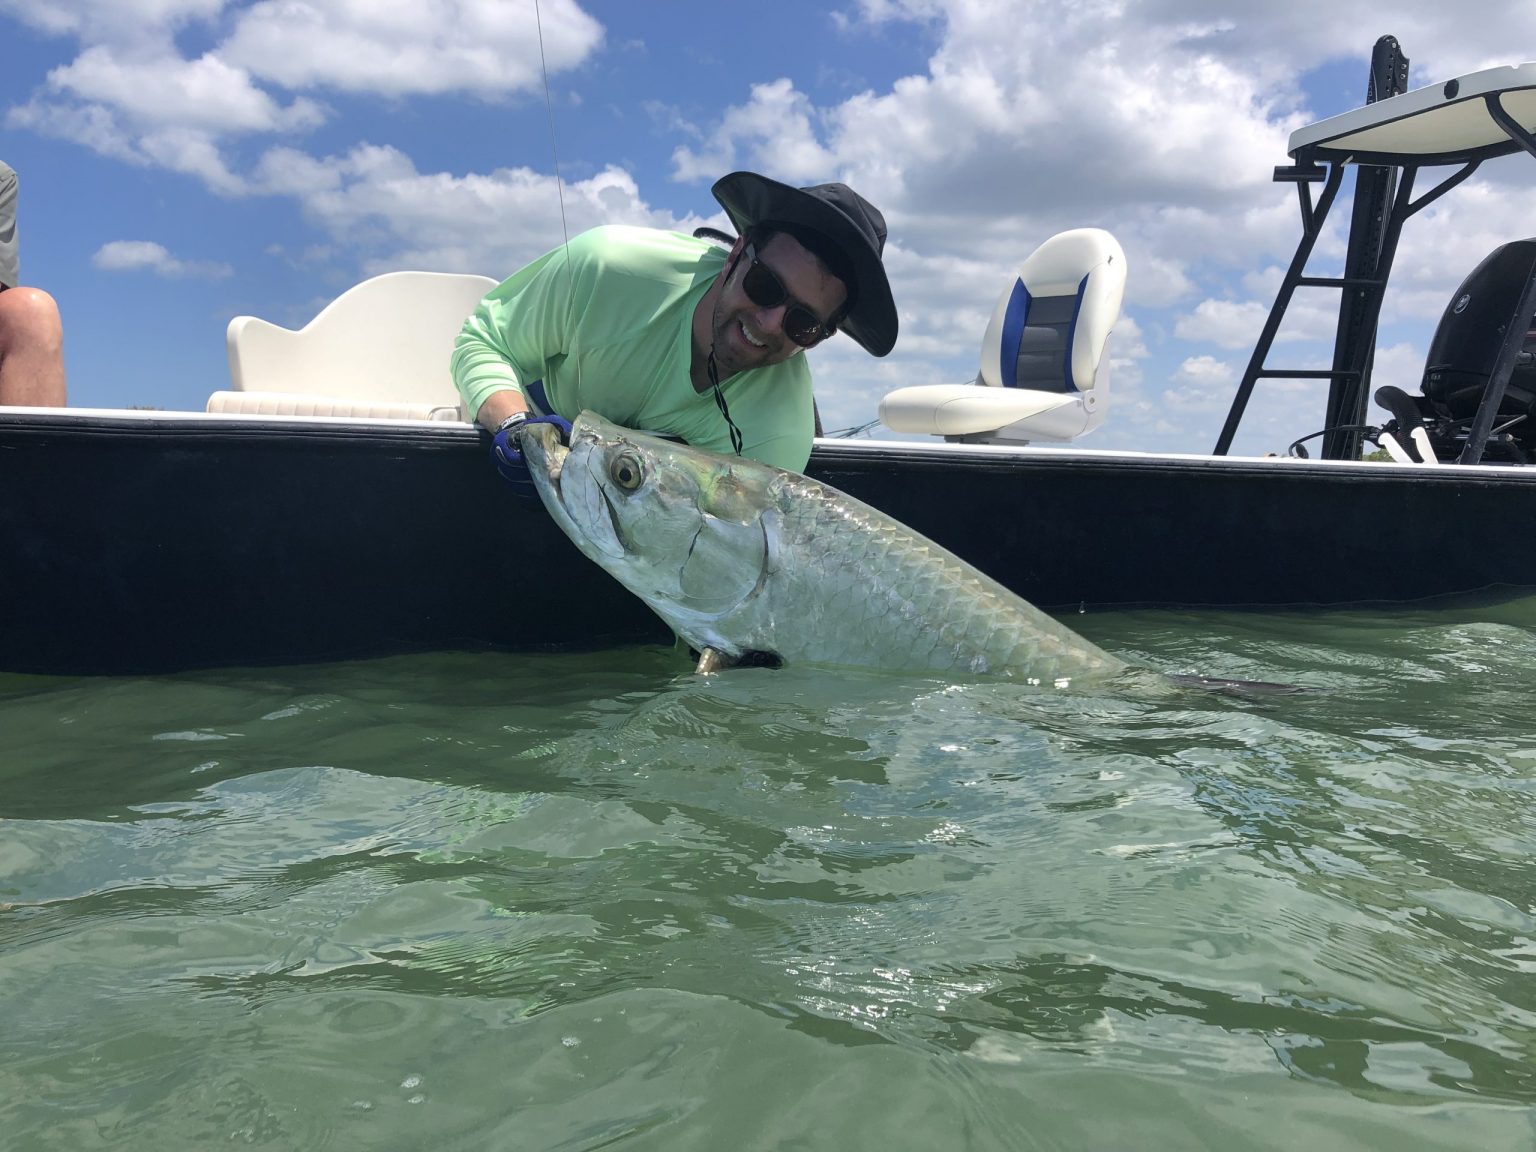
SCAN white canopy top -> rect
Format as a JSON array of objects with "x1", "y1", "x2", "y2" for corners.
[{"x1": 1288, "y1": 63, "x2": 1536, "y2": 165}]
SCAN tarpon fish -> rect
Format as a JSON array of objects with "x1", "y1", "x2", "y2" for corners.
[{"x1": 519, "y1": 411, "x2": 1134, "y2": 688}]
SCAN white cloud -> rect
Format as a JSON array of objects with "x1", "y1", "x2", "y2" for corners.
[
  {"x1": 49, "y1": 46, "x2": 324, "y2": 134},
  {"x1": 1175, "y1": 300, "x2": 1269, "y2": 350},
  {"x1": 673, "y1": 78, "x2": 840, "y2": 184},
  {"x1": 1169, "y1": 355, "x2": 1238, "y2": 409},
  {"x1": 6, "y1": 98, "x2": 142, "y2": 164},
  {"x1": 3, "y1": 0, "x2": 602, "y2": 198},
  {"x1": 251, "y1": 146, "x2": 695, "y2": 276},
  {"x1": 815, "y1": 2, "x2": 1309, "y2": 234},
  {"x1": 221, "y1": 0, "x2": 603, "y2": 98},
  {"x1": 92, "y1": 240, "x2": 233, "y2": 279},
  {"x1": 0, "y1": 0, "x2": 223, "y2": 43},
  {"x1": 7, "y1": 100, "x2": 257, "y2": 194},
  {"x1": 136, "y1": 127, "x2": 249, "y2": 193},
  {"x1": 8, "y1": 44, "x2": 323, "y2": 193},
  {"x1": 845, "y1": 0, "x2": 947, "y2": 24}
]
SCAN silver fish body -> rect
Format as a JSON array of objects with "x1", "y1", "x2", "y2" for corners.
[{"x1": 521, "y1": 412, "x2": 1128, "y2": 686}]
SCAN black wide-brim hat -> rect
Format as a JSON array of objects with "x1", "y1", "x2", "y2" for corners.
[{"x1": 711, "y1": 171, "x2": 897, "y2": 357}]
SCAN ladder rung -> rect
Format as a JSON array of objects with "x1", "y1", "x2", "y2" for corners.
[
  {"x1": 1295, "y1": 276, "x2": 1386, "y2": 288},
  {"x1": 1254, "y1": 369, "x2": 1362, "y2": 380},
  {"x1": 1273, "y1": 163, "x2": 1328, "y2": 183}
]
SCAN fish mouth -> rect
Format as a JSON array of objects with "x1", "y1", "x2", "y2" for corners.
[
  {"x1": 520, "y1": 417, "x2": 628, "y2": 562},
  {"x1": 519, "y1": 420, "x2": 568, "y2": 491}
]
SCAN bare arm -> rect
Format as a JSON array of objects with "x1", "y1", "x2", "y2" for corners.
[{"x1": 474, "y1": 388, "x2": 528, "y2": 432}]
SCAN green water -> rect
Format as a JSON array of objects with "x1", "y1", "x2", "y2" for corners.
[{"x1": 3, "y1": 604, "x2": 1536, "y2": 1150}]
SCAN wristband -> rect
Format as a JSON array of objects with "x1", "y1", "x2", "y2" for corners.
[{"x1": 495, "y1": 412, "x2": 529, "y2": 435}]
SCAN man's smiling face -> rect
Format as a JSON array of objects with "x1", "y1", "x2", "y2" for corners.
[{"x1": 709, "y1": 231, "x2": 847, "y2": 377}]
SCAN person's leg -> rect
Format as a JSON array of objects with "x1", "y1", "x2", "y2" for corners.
[{"x1": 0, "y1": 287, "x2": 66, "y2": 406}]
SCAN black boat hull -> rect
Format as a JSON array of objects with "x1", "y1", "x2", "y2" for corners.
[{"x1": 5, "y1": 412, "x2": 1535, "y2": 675}]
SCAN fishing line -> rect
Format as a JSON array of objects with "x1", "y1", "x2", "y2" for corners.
[
  {"x1": 533, "y1": 0, "x2": 580, "y2": 404},
  {"x1": 532, "y1": 0, "x2": 737, "y2": 453}
]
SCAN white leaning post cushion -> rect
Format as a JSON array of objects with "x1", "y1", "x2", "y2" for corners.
[{"x1": 221, "y1": 270, "x2": 498, "y2": 412}]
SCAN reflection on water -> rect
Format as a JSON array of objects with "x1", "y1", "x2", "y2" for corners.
[{"x1": 3, "y1": 603, "x2": 1536, "y2": 1150}]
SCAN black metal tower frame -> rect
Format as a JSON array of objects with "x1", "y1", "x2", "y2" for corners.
[
  {"x1": 1215, "y1": 37, "x2": 1414, "y2": 459},
  {"x1": 1216, "y1": 39, "x2": 1536, "y2": 463}
]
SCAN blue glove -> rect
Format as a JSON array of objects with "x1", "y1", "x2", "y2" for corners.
[{"x1": 491, "y1": 412, "x2": 574, "y2": 497}]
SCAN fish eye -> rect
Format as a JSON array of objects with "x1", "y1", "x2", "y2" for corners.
[{"x1": 610, "y1": 451, "x2": 644, "y2": 491}]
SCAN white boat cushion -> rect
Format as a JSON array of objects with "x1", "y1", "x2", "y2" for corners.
[
  {"x1": 223, "y1": 270, "x2": 498, "y2": 408},
  {"x1": 206, "y1": 390, "x2": 463, "y2": 421},
  {"x1": 879, "y1": 384, "x2": 1085, "y2": 438}
]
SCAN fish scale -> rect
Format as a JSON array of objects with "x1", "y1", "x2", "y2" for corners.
[
  {"x1": 523, "y1": 412, "x2": 1130, "y2": 686},
  {"x1": 760, "y1": 470, "x2": 1126, "y2": 682}
]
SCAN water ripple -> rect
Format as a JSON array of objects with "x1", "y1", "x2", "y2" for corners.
[{"x1": 4, "y1": 621, "x2": 1536, "y2": 1148}]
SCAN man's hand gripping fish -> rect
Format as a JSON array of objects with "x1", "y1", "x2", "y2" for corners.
[{"x1": 519, "y1": 412, "x2": 1147, "y2": 689}]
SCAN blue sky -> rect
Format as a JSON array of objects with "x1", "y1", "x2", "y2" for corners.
[{"x1": 3, "y1": 0, "x2": 1534, "y2": 454}]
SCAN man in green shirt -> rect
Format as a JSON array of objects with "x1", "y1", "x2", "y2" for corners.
[
  {"x1": 0, "y1": 161, "x2": 67, "y2": 407},
  {"x1": 452, "y1": 171, "x2": 897, "y2": 483}
]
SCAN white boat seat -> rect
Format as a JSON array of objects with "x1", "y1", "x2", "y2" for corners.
[
  {"x1": 878, "y1": 384, "x2": 1094, "y2": 440},
  {"x1": 880, "y1": 228, "x2": 1126, "y2": 444},
  {"x1": 215, "y1": 270, "x2": 498, "y2": 419}
]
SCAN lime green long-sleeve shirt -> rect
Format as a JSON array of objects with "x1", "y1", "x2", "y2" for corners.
[{"x1": 451, "y1": 225, "x2": 815, "y2": 472}]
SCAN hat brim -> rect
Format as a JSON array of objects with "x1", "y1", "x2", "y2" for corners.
[{"x1": 712, "y1": 172, "x2": 897, "y2": 357}]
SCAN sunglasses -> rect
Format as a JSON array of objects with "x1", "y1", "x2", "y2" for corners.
[{"x1": 738, "y1": 243, "x2": 838, "y2": 348}]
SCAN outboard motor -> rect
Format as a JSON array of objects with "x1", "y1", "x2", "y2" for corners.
[
  {"x1": 1386, "y1": 239, "x2": 1536, "y2": 462},
  {"x1": 1423, "y1": 238, "x2": 1536, "y2": 416}
]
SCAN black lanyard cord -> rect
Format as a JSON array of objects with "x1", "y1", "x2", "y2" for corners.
[{"x1": 707, "y1": 349, "x2": 744, "y2": 456}]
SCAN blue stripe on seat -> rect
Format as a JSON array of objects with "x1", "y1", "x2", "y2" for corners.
[{"x1": 999, "y1": 280, "x2": 1030, "y2": 389}]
